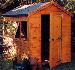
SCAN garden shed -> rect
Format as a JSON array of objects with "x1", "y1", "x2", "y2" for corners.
[{"x1": 3, "y1": 1, "x2": 71, "y2": 68}]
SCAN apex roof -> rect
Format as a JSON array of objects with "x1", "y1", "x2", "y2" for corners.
[{"x1": 3, "y1": 2, "x2": 71, "y2": 17}]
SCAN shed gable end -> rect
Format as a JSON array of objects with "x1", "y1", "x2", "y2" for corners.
[{"x1": 29, "y1": 3, "x2": 71, "y2": 16}]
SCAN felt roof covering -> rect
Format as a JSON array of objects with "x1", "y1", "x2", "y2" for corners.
[
  {"x1": 2, "y1": 2, "x2": 45, "y2": 16},
  {"x1": 3, "y1": 2, "x2": 71, "y2": 17}
]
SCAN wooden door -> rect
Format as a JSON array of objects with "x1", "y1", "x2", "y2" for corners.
[{"x1": 50, "y1": 13, "x2": 62, "y2": 68}]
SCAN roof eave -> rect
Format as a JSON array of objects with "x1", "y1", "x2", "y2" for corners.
[{"x1": 2, "y1": 14, "x2": 28, "y2": 17}]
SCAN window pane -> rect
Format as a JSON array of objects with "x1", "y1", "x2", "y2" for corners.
[{"x1": 21, "y1": 21, "x2": 27, "y2": 39}]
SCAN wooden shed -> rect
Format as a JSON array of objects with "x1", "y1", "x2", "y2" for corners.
[{"x1": 3, "y1": 1, "x2": 71, "y2": 68}]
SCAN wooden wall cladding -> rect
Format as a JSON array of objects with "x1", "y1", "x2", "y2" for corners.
[
  {"x1": 29, "y1": 4, "x2": 71, "y2": 68},
  {"x1": 29, "y1": 14, "x2": 41, "y2": 62}
]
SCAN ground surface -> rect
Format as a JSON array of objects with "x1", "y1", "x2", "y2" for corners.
[
  {"x1": 1, "y1": 61, "x2": 75, "y2": 70},
  {"x1": 52, "y1": 62, "x2": 75, "y2": 70}
]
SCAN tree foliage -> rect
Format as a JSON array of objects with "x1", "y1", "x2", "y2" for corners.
[{"x1": 57, "y1": 0, "x2": 75, "y2": 13}]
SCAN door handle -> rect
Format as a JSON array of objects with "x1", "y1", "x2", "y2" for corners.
[{"x1": 52, "y1": 38, "x2": 54, "y2": 41}]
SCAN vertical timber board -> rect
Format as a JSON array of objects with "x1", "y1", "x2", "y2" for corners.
[
  {"x1": 28, "y1": 14, "x2": 41, "y2": 62},
  {"x1": 50, "y1": 13, "x2": 54, "y2": 67},
  {"x1": 53, "y1": 14, "x2": 62, "y2": 65},
  {"x1": 50, "y1": 13, "x2": 62, "y2": 68},
  {"x1": 62, "y1": 13, "x2": 71, "y2": 63}
]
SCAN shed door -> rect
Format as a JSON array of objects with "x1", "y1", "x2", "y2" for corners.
[{"x1": 50, "y1": 14, "x2": 62, "y2": 67}]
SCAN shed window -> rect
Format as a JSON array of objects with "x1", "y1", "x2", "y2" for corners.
[
  {"x1": 21, "y1": 21, "x2": 27, "y2": 38},
  {"x1": 15, "y1": 21, "x2": 27, "y2": 39}
]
